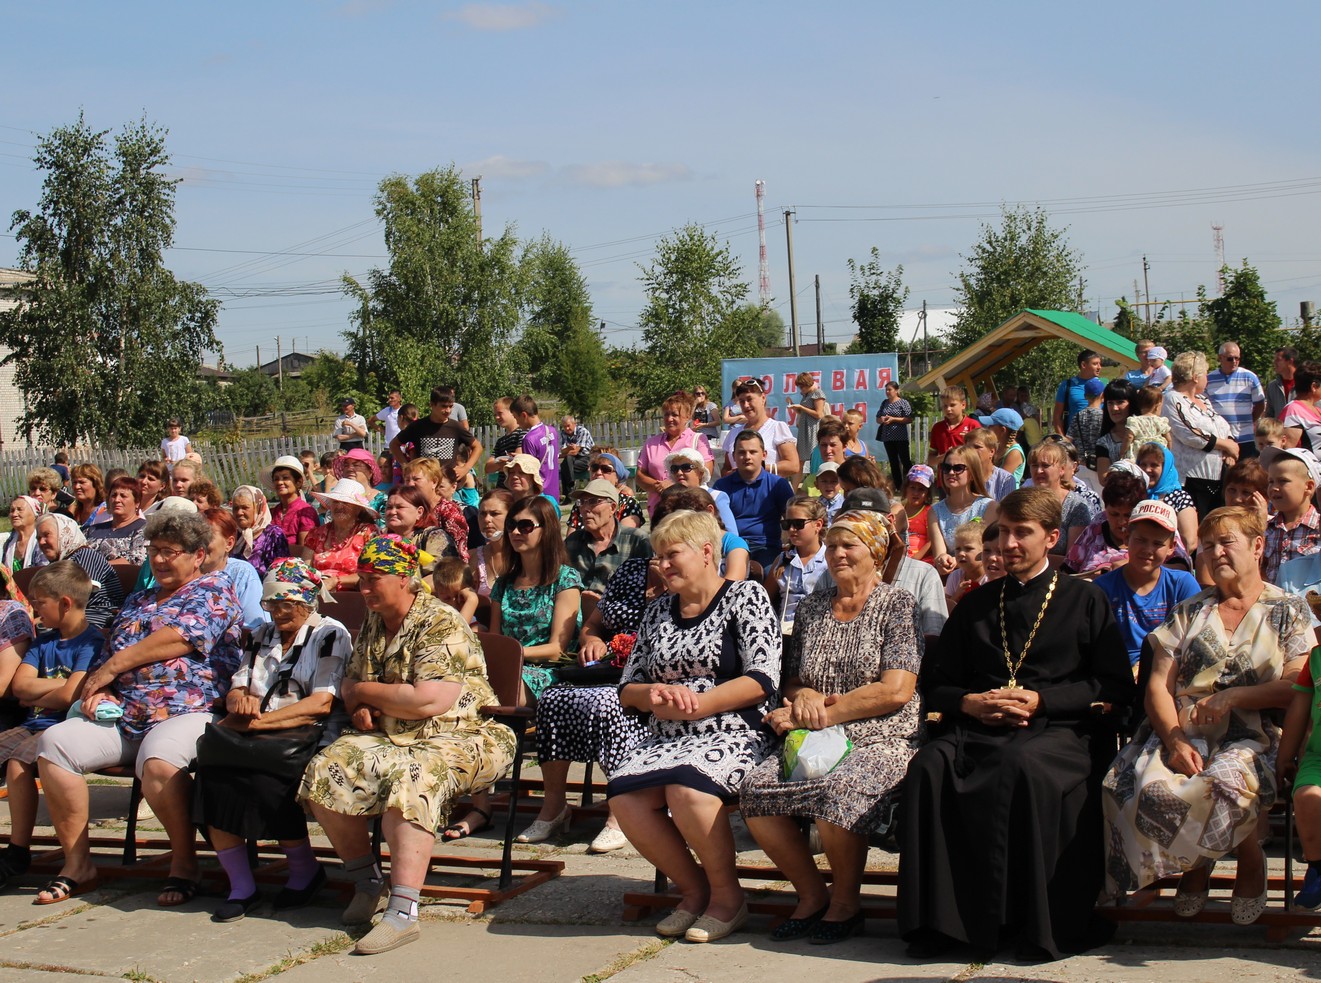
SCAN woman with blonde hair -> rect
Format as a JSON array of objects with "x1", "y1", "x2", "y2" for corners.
[
  {"x1": 930, "y1": 445, "x2": 996, "y2": 576},
  {"x1": 636, "y1": 390, "x2": 714, "y2": 512}
]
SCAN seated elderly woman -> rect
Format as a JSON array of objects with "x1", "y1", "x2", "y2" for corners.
[
  {"x1": 664, "y1": 447, "x2": 739, "y2": 536},
  {"x1": 86, "y1": 475, "x2": 147, "y2": 565},
  {"x1": 610, "y1": 510, "x2": 781, "y2": 944},
  {"x1": 35, "y1": 510, "x2": 243, "y2": 906},
  {"x1": 304, "y1": 479, "x2": 378, "y2": 592},
  {"x1": 4, "y1": 495, "x2": 46, "y2": 573},
  {"x1": 298, "y1": 535, "x2": 515, "y2": 955},
  {"x1": 33, "y1": 514, "x2": 125, "y2": 631},
  {"x1": 741, "y1": 509, "x2": 923, "y2": 944},
  {"x1": 228, "y1": 485, "x2": 291, "y2": 579},
  {"x1": 195, "y1": 558, "x2": 351, "y2": 922},
  {"x1": 335, "y1": 448, "x2": 388, "y2": 521},
  {"x1": 1102, "y1": 506, "x2": 1311, "y2": 925},
  {"x1": 27, "y1": 467, "x2": 70, "y2": 517}
]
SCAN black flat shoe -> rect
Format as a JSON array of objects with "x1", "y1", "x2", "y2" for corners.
[
  {"x1": 808, "y1": 910, "x2": 865, "y2": 945},
  {"x1": 905, "y1": 929, "x2": 956, "y2": 959},
  {"x1": 770, "y1": 903, "x2": 829, "y2": 942},
  {"x1": 274, "y1": 865, "x2": 327, "y2": 911},
  {"x1": 213, "y1": 891, "x2": 262, "y2": 923}
]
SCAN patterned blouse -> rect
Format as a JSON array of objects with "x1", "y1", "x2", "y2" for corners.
[
  {"x1": 100, "y1": 572, "x2": 244, "y2": 739},
  {"x1": 305, "y1": 522, "x2": 375, "y2": 585},
  {"x1": 229, "y1": 524, "x2": 291, "y2": 580},
  {"x1": 877, "y1": 398, "x2": 913, "y2": 442},
  {"x1": 490, "y1": 565, "x2": 584, "y2": 650},
  {"x1": 350, "y1": 591, "x2": 502, "y2": 745},
  {"x1": 86, "y1": 518, "x2": 147, "y2": 565},
  {"x1": 0, "y1": 600, "x2": 36, "y2": 650},
  {"x1": 423, "y1": 499, "x2": 470, "y2": 563}
]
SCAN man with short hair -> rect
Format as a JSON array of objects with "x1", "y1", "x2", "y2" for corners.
[
  {"x1": 485, "y1": 397, "x2": 528, "y2": 488},
  {"x1": 1267, "y1": 345, "x2": 1299, "y2": 420},
  {"x1": 371, "y1": 390, "x2": 404, "y2": 445},
  {"x1": 389, "y1": 386, "x2": 481, "y2": 480},
  {"x1": 712, "y1": 430, "x2": 795, "y2": 568},
  {"x1": 515, "y1": 395, "x2": 561, "y2": 500},
  {"x1": 1205, "y1": 341, "x2": 1266, "y2": 459},
  {"x1": 720, "y1": 379, "x2": 800, "y2": 479},
  {"x1": 1052, "y1": 350, "x2": 1104, "y2": 435},
  {"x1": 333, "y1": 398, "x2": 368, "y2": 452},
  {"x1": 564, "y1": 479, "x2": 651, "y2": 595},
  {"x1": 558, "y1": 415, "x2": 594, "y2": 501},
  {"x1": 1261, "y1": 445, "x2": 1321, "y2": 584},
  {"x1": 899, "y1": 487, "x2": 1133, "y2": 961},
  {"x1": 1124, "y1": 339, "x2": 1155, "y2": 389}
]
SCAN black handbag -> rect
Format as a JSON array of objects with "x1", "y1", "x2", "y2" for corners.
[{"x1": 196, "y1": 629, "x2": 332, "y2": 780}]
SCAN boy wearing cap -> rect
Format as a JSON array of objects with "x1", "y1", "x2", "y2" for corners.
[
  {"x1": 1261, "y1": 445, "x2": 1321, "y2": 584},
  {"x1": 334, "y1": 398, "x2": 367, "y2": 452},
  {"x1": 814, "y1": 462, "x2": 844, "y2": 522},
  {"x1": 1094, "y1": 500, "x2": 1201, "y2": 669}
]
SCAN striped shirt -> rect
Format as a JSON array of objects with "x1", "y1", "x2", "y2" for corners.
[{"x1": 1204, "y1": 367, "x2": 1265, "y2": 441}]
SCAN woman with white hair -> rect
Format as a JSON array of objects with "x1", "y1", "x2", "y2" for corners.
[
  {"x1": 1162, "y1": 350, "x2": 1238, "y2": 519},
  {"x1": 664, "y1": 447, "x2": 739, "y2": 536}
]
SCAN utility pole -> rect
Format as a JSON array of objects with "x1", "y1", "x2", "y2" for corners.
[
  {"x1": 256, "y1": 345, "x2": 261, "y2": 374},
  {"x1": 471, "y1": 177, "x2": 483, "y2": 243},
  {"x1": 1142, "y1": 257, "x2": 1151, "y2": 326},
  {"x1": 814, "y1": 275, "x2": 824, "y2": 352},
  {"x1": 921, "y1": 300, "x2": 929, "y2": 376},
  {"x1": 784, "y1": 209, "x2": 799, "y2": 355},
  {"x1": 276, "y1": 337, "x2": 286, "y2": 435}
]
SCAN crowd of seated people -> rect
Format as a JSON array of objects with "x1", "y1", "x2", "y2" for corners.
[{"x1": 3, "y1": 358, "x2": 1321, "y2": 960}]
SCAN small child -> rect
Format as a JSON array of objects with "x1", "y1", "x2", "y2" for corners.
[
  {"x1": 1255, "y1": 416, "x2": 1286, "y2": 454},
  {"x1": 927, "y1": 386, "x2": 981, "y2": 467},
  {"x1": 0, "y1": 562, "x2": 103, "y2": 889},
  {"x1": 1122, "y1": 385, "x2": 1171, "y2": 461},
  {"x1": 433, "y1": 558, "x2": 479, "y2": 624},
  {"x1": 901, "y1": 465, "x2": 936, "y2": 563},
  {"x1": 299, "y1": 450, "x2": 318, "y2": 484},
  {"x1": 842, "y1": 409, "x2": 870, "y2": 458},
  {"x1": 980, "y1": 521, "x2": 1005, "y2": 583},
  {"x1": 189, "y1": 478, "x2": 223, "y2": 511},
  {"x1": 944, "y1": 521, "x2": 986, "y2": 611},
  {"x1": 1146, "y1": 346, "x2": 1171, "y2": 388},
  {"x1": 1222, "y1": 458, "x2": 1268, "y2": 512},
  {"x1": 813, "y1": 462, "x2": 844, "y2": 522},
  {"x1": 1262, "y1": 446, "x2": 1321, "y2": 583},
  {"x1": 1278, "y1": 600, "x2": 1321, "y2": 909}
]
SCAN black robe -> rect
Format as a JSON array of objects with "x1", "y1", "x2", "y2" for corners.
[{"x1": 897, "y1": 565, "x2": 1134, "y2": 957}]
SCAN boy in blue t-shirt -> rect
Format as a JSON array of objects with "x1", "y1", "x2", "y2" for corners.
[
  {"x1": 0, "y1": 561, "x2": 103, "y2": 888},
  {"x1": 1094, "y1": 500, "x2": 1201, "y2": 668}
]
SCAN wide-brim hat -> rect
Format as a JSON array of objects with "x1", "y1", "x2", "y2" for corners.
[
  {"x1": 311, "y1": 478, "x2": 378, "y2": 518},
  {"x1": 334, "y1": 448, "x2": 382, "y2": 486},
  {"x1": 504, "y1": 453, "x2": 544, "y2": 488},
  {"x1": 574, "y1": 478, "x2": 621, "y2": 505},
  {"x1": 260, "y1": 455, "x2": 305, "y2": 491}
]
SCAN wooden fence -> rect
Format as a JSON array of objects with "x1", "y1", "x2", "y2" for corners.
[{"x1": 0, "y1": 412, "x2": 935, "y2": 500}]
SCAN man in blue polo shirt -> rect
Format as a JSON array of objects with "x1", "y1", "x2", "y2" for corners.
[
  {"x1": 712, "y1": 430, "x2": 795, "y2": 569},
  {"x1": 1052, "y1": 349, "x2": 1104, "y2": 435},
  {"x1": 1204, "y1": 340, "x2": 1266, "y2": 460},
  {"x1": 1094, "y1": 499, "x2": 1201, "y2": 668}
]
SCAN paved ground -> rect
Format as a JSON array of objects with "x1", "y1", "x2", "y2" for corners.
[{"x1": 1, "y1": 776, "x2": 1318, "y2": 983}]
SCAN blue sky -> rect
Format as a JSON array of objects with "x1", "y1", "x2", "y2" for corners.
[{"x1": 4, "y1": 1, "x2": 1320, "y2": 373}]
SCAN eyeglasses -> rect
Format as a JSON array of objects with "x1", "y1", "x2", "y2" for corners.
[
  {"x1": 1222, "y1": 355, "x2": 1241, "y2": 361},
  {"x1": 589, "y1": 463, "x2": 615, "y2": 474},
  {"x1": 940, "y1": 463, "x2": 968, "y2": 475},
  {"x1": 669, "y1": 462, "x2": 697, "y2": 474},
  {"x1": 780, "y1": 518, "x2": 812, "y2": 531},
  {"x1": 509, "y1": 519, "x2": 543, "y2": 535},
  {"x1": 694, "y1": 390, "x2": 706, "y2": 396},
  {"x1": 146, "y1": 544, "x2": 189, "y2": 560}
]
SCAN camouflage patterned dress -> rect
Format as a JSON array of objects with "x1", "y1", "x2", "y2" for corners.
[{"x1": 298, "y1": 592, "x2": 515, "y2": 832}]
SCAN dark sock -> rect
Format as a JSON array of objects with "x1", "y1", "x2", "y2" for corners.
[
  {"x1": 216, "y1": 845, "x2": 256, "y2": 901},
  {"x1": 282, "y1": 842, "x2": 320, "y2": 891},
  {"x1": 381, "y1": 885, "x2": 420, "y2": 929}
]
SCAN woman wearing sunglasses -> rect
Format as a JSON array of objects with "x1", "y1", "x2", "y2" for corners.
[
  {"x1": 929, "y1": 446, "x2": 996, "y2": 577},
  {"x1": 636, "y1": 391, "x2": 714, "y2": 513},
  {"x1": 663, "y1": 448, "x2": 739, "y2": 537},
  {"x1": 566, "y1": 455, "x2": 644, "y2": 532}
]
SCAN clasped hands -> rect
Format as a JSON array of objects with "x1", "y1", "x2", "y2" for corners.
[
  {"x1": 961, "y1": 687, "x2": 1041, "y2": 727},
  {"x1": 1164, "y1": 691, "x2": 1235, "y2": 777},
  {"x1": 763, "y1": 689, "x2": 837, "y2": 735},
  {"x1": 341, "y1": 677, "x2": 382, "y2": 733},
  {"x1": 646, "y1": 683, "x2": 706, "y2": 721}
]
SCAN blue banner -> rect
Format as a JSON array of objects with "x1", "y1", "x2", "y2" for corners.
[{"x1": 721, "y1": 353, "x2": 902, "y2": 428}]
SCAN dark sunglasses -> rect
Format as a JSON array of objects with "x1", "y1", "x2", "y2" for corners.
[
  {"x1": 510, "y1": 519, "x2": 542, "y2": 535},
  {"x1": 940, "y1": 463, "x2": 968, "y2": 474},
  {"x1": 669, "y1": 462, "x2": 697, "y2": 474},
  {"x1": 1222, "y1": 355, "x2": 1241, "y2": 361},
  {"x1": 694, "y1": 390, "x2": 706, "y2": 395},
  {"x1": 780, "y1": 518, "x2": 812, "y2": 531},
  {"x1": 589, "y1": 463, "x2": 616, "y2": 473}
]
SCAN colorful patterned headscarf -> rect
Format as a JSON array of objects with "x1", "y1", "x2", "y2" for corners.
[
  {"x1": 356, "y1": 533, "x2": 420, "y2": 577},
  {"x1": 16, "y1": 495, "x2": 45, "y2": 519},
  {"x1": 261, "y1": 557, "x2": 322, "y2": 609},
  {"x1": 826, "y1": 509, "x2": 891, "y2": 570}
]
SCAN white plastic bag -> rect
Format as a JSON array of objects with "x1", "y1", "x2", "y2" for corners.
[{"x1": 781, "y1": 725, "x2": 852, "y2": 782}]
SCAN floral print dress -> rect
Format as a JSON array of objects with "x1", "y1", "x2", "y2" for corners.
[{"x1": 298, "y1": 592, "x2": 515, "y2": 831}]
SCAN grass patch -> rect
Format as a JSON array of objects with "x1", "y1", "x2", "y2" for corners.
[
  {"x1": 0, "y1": 961, "x2": 109, "y2": 978},
  {"x1": 579, "y1": 938, "x2": 672, "y2": 983},
  {"x1": 230, "y1": 934, "x2": 356, "y2": 983}
]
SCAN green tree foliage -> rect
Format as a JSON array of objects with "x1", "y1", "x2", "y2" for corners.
[
  {"x1": 0, "y1": 114, "x2": 219, "y2": 446},
  {"x1": 846, "y1": 250, "x2": 908, "y2": 354},
  {"x1": 342, "y1": 167, "x2": 523, "y2": 425},
  {"x1": 299, "y1": 351, "x2": 369, "y2": 410},
  {"x1": 749, "y1": 306, "x2": 787, "y2": 351},
  {"x1": 220, "y1": 368, "x2": 280, "y2": 417},
  {"x1": 1199, "y1": 260, "x2": 1284, "y2": 377},
  {"x1": 634, "y1": 225, "x2": 762, "y2": 410}
]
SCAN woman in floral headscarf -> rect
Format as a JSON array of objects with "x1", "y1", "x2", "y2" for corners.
[
  {"x1": 33, "y1": 513, "x2": 125, "y2": 630},
  {"x1": 196, "y1": 557, "x2": 352, "y2": 923},
  {"x1": 228, "y1": 485, "x2": 291, "y2": 579},
  {"x1": 298, "y1": 535, "x2": 515, "y2": 955},
  {"x1": 3, "y1": 496, "x2": 46, "y2": 572},
  {"x1": 740, "y1": 509, "x2": 924, "y2": 945}
]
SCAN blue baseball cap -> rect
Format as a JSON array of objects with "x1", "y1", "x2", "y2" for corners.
[{"x1": 976, "y1": 407, "x2": 1024, "y2": 430}]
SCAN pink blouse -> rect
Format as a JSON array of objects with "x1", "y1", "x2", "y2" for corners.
[
  {"x1": 305, "y1": 522, "x2": 374, "y2": 585},
  {"x1": 638, "y1": 428, "x2": 714, "y2": 512}
]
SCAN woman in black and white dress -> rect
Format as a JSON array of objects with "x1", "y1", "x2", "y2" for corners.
[{"x1": 610, "y1": 509, "x2": 781, "y2": 944}]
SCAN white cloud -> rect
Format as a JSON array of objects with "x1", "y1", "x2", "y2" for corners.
[
  {"x1": 444, "y1": 2, "x2": 558, "y2": 31},
  {"x1": 461, "y1": 155, "x2": 551, "y2": 180},
  {"x1": 561, "y1": 161, "x2": 693, "y2": 189}
]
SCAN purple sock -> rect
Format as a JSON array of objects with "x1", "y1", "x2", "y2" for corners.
[
  {"x1": 283, "y1": 842, "x2": 321, "y2": 891},
  {"x1": 217, "y1": 845, "x2": 256, "y2": 901}
]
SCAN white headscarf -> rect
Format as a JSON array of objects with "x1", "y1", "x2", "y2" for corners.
[{"x1": 35, "y1": 512, "x2": 88, "y2": 560}]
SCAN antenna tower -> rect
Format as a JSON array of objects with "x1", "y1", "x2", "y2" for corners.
[
  {"x1": 755, "y1": 180, "x2": 771, "y2": 306},
  {"x1": 1212, "y1": 223, "x2": 1226, "y2": 294}
]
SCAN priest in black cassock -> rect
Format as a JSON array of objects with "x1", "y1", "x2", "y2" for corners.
[{"x1": 898, "y1": 487, "x2": 1134, "y2": 962}]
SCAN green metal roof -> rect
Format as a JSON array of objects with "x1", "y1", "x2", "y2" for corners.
[{"x1": 1026, "y1": 309, "x2": 1137, "y2": 361}]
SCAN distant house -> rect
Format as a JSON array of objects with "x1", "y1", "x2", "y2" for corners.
[
  {"x1": 199, "y1": 363, "x2": 237, "y2": 386},
  {"x1": 0, "y1": 268, "x2": 37, "y2": 447},
  {"x1": 258, "y1": 352, "x2": 315, "y2": 379}
]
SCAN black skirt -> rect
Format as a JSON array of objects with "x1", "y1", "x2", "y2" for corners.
[{"x1": 194, "y1": 764, "x2": 310, "y2": 841}]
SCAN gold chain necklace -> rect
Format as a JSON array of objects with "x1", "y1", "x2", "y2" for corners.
[{"x1": 999, "y1": 570, "x2": 1059, "y2": 688}]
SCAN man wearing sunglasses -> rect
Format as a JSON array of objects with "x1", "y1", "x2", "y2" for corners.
[
  {"x1": 1204, "y1": 341, "x2": 1266, "y2": 460},
  {"x1": 719, "y1": 379, "x2": 800, "y2": 481},
  {"x1": 712, "y1": 430, "x2": 795, "y2": 569}
]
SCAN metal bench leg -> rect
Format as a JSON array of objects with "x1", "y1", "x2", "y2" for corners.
[
  {"x1": 123, "y1": 777, "x2": 141, "y2": 866},
  {"x1": 500, "y1": 729, "x2": 527, "y2": 891}
]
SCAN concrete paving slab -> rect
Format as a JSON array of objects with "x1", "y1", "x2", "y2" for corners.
[
  {"x1": 973, "y1": 945, "x2": 1321, "y2": 983},
  {"x1": 274, "y1": 921, "x2": 650, "y2": 983},
  {"x1": 0, "y1": 876, "x2": 128, "y2": 934},
  {"x1": 0, "y1": 972, "x2": 121, "y2": 983}
]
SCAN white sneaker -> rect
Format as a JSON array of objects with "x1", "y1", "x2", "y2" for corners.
[{"x1": 588, "y1": 824, "x2": 629, "y2": 853}]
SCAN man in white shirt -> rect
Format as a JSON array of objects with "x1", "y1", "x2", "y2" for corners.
[
  {"x1": 720, "y1": 378, "x2": 799, "y2": 479},
  {"x1": 333, "y1": 397, "x2": 368, "y2": 452},
  {"x1": 372, "y1": 390, "x2": 403, "y2": 445}
]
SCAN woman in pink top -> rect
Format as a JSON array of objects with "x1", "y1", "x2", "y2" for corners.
[
  {"x1": 265, "y1": 455, "x2": 318, "y2": 549},
  {"x1": 635, "y1": 390, "x2": 714, "y2": 512}
]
